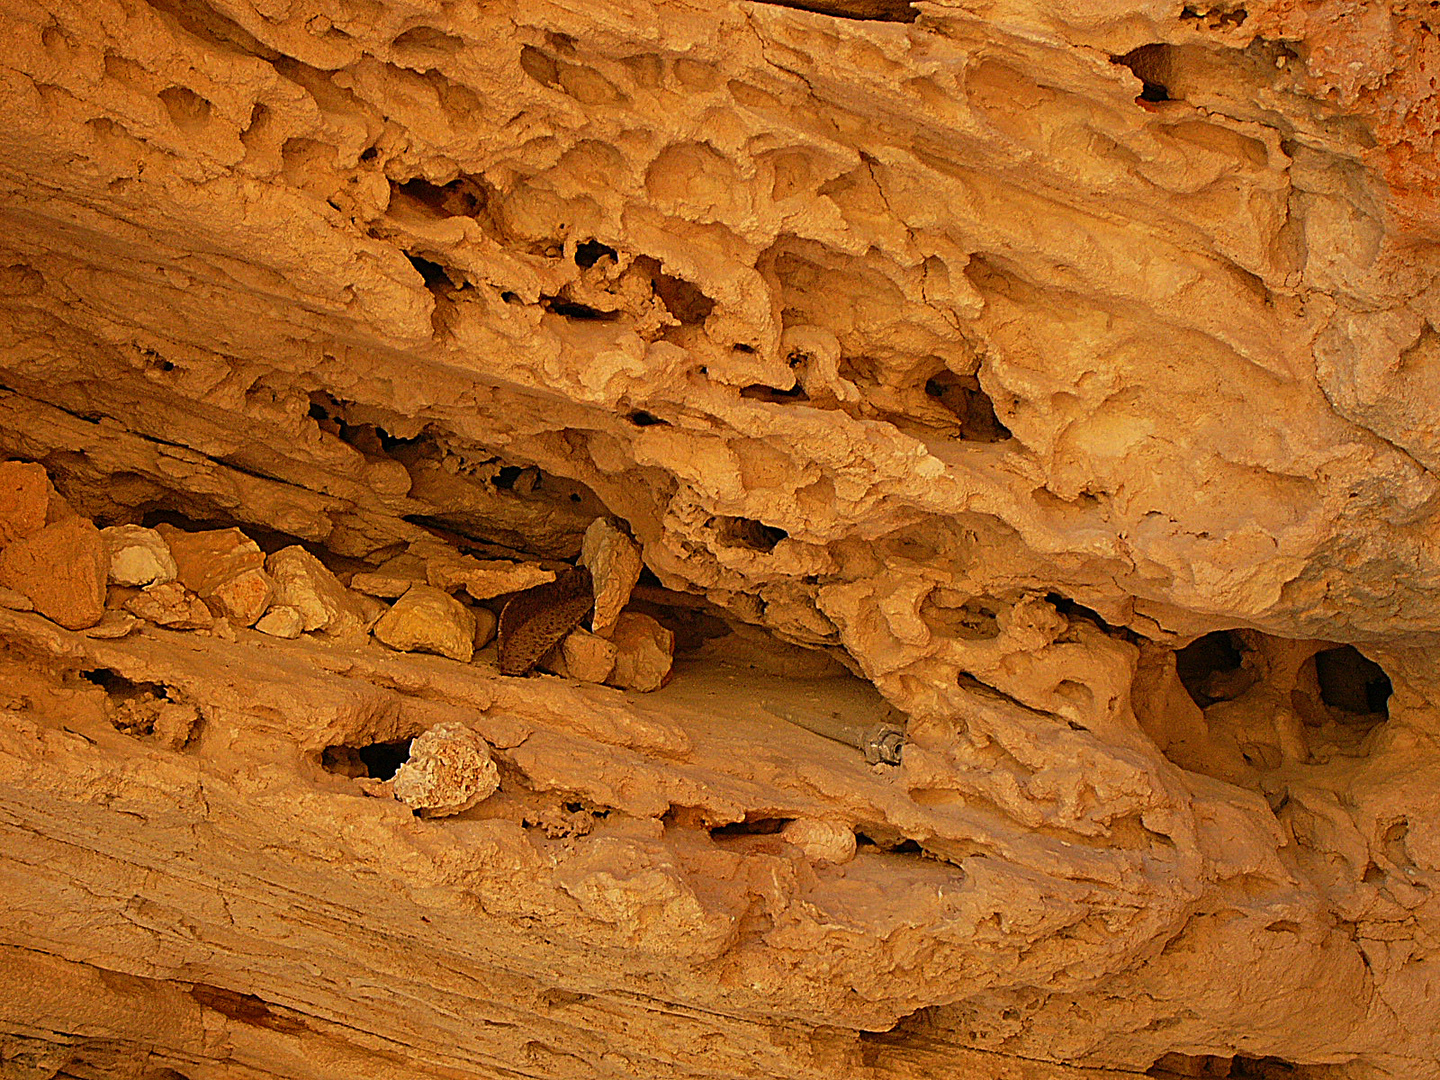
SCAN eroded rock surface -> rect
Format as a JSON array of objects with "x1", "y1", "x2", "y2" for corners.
[{"x1": 1, "y1": 0, "x2": 1438, "y2": 1078}]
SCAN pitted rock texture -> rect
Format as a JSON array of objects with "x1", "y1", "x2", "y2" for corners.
[{"x1": 1, "y1": 0, "x2": 1439, "y2": 1079}]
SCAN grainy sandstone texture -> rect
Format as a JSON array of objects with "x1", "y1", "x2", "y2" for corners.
[{"x1": 0, "y1": 0, "x2": 1438, "y2": 1078}]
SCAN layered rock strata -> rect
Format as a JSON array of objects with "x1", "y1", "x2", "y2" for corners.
[{"x1": 1, "y1": 0, "x2": 1438, "y2": 1078}]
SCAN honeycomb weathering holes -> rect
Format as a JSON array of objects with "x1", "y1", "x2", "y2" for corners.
[
  {"x1": 1176, "y1": 631, "x2": 1391, "y2": 724},
  {"x1": 574, "y1": 239, "x2": 617, "y2": 267}
]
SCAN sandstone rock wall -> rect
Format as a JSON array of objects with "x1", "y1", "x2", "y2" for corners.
[{"x1": 1, "y1": 0, "x2": 1438, "y2": 1077}]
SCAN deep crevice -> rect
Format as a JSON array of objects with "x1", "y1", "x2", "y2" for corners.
[
  {"x1": 83, "y1": 668, "x2": 168, "y2": 701},
  {"x1": 923, "y1": 370, "x2": 1010, "y2": 442},
  {"x1": 710, "y1": 816, "x2": 793, "y2": 838},
  {"x1": 716, "y1": 516, "x2": 788, "y2": 552},
  {"x1": 541, "y1": 296, "x2": 621, "y2": 321},
  {"x1": 574, "y1": 239, "x2": 618, "y2": 267},
  {"x1": 1113, "y1": 44, "x2": 1174, "y2": 103},
  {"x1": 390, "y1": 174, "x2": 494, "y2": 221},
  {"x1": 1044, "y1": 592, "x2": 1138, "y2": 642},
  {"x1": 740, "y1": 381, "x2": 808, "y2": 403},
  {"x1": 634, "y1": 256, "x2": 715, "y2": 325},
  {"x1": 322, "y1": 739, "x2": 414, "y2": 781},
  {"x1": 855, "y1": 828, "x2": 923, "y2": 854},
  {"x1": 406, "y1": 254, "x2": 452, "y2": 290},
  {"x1": 1314, "y1": 645, "x2": 1391, "y2": 718},
  {"x1": 82, "y1": 668, "x2": 179, "y2": 739},
  {"x1": 746, "y1": 0, "x2": 918, "y2": 22},
  {"x1": 1147, "y1": 1052, "x2": 1306, "y2": 1078},
  {"x1": 1176, "y1": 630, "x2": 1253, "y2": 708},
  {"x1": 307, "y1": 392, "x2": 428, "y2": 456}
]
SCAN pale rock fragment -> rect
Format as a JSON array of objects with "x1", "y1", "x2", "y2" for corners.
[
  {"x1": 782, "y1": 819, "x2": 858, "y2": 865},
  {"x1": 266, "y1": 545, "x2": 367, "y2": 639},
  {"x1": 0, "y1": 584, "x2": 32, "y2": 611},
  {"x1": 255, "y1": 605, "x2": 304, "y2": 639},
  {"x1": 101, "y1": 525, "x2": 178, "y2": 587},
  {"x1": 0, "y1": 461, "x2": 52, "y2": 547},
  {"x1": 355, "y1": 592, "x2": 389, "y2": 631},
  {"x1": 392, "y1": 722, "x2": 499, "y2": 817},
  {"x1": 472, "y1": 605, "x2": 498, "y2": 649},
  {"x1": 152, "y1": 701, "x2": 200, "y2": 751},
  {"x1": 155, "y1": 524, "x2": 274, "y2": 626},
  {"x1": 123, "y1": 581, "x2": 214, "y2": 630},
  {"x1": 0, "y1": 516, "x2": 108, "y2": 630},
  {"x1": 81, "y1": 611, "x2": 138, "y2": 639},
  {"x1": 605, "y1": 611, "x2": 674, "y2": 692},
  {"x1": 350, "y1": 552, "x2": 427, "y2": 598},
  {"x1": 425, "y1": 548, "x2": 555, "y2": 601},
  {"x1": 580, "y1": 517, "x2": 643, "y2": 637},
  {"x1": 374, "y1": 584, "x2": 477, "y2": 662},
  {"x1": 45, "y1": 488, "x2": 80, "y2": 525},
  {"x1": 549, "y1": 626, "x2": 617, "y2": 683}
]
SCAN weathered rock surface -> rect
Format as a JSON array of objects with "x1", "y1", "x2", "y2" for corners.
[
  {"x1": 373, "y1": 584, "x2": 478, "y2": 662},
  {"x1": 123, "y1": 581, "x2": 214, "y2": 630},
  {"x1": 0, "y1": 460, "x2": 52, "y2": 547},
  {"x1": 581, "y1": 517, "x2": 644, "y2": 637},
  {"x1": 102, "y1": 524, "x2": 178, "y2": 588},
  {"x1": 156, "y1": 525, "x2": 274, "y2": 626},
  {"x1": 0, "y1": 517, "x2": 107, "y2": 629},
  {"x1": 0, "y1": 0, "x2": 1438, "y2": 1078},
  {"x1": 266, "y1": 544, "x2": 368, "y2": 639},
  {"x1": 392, "y1": 722, "x2": 501, "y2": 817},
  {"x1": 606, "y1": 612, "x2": 676, "y2": 692}
]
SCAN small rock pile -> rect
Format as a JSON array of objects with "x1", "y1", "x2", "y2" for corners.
[{"x1": 0, "y1": 460, "x2": 674, "y2": 691}]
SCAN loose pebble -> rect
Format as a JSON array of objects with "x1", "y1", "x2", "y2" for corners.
[
  {"x1": 102, "y1": 525, "x2": 178, "y2": 587},
  {"x1": 473, "y1": 605, "x2": 498, "y2": 649},
  {"x1": 374, "y1": 584, "x2": 477, "y2": 662},
  {"x1": 255, "y1": 605, "x2": 305, "y2": 639},
  {"x1": 267, "y1": 545, "x2": 368, "y2": 639},
  {"x1": 606, "y1": 611, "x2": 674, "y2": 692},
  {"x1": 0, "y1": 516, "x2": 109, "y2": 630},
  {"x1": 552, "y1": 626, "x2": 617, "y2": 683},
  {"x1": 0, "y1": 461, "x2": 53, "y2": 547},
  {"x1": 392, "y1": 722, "x2": 499, "y2": 817},
  {"x1": 580, "y1": 517, "x2": 643, "y2": 637},
  {"x1": 156, "y1": 524, "x2": 274, "y2": 626},
  {"x1": 80, "y1": 611, "x2": 139, "y2": 639},
  {"x1": 782, "y1": 819, "x2": 858, "y2": 864}
]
